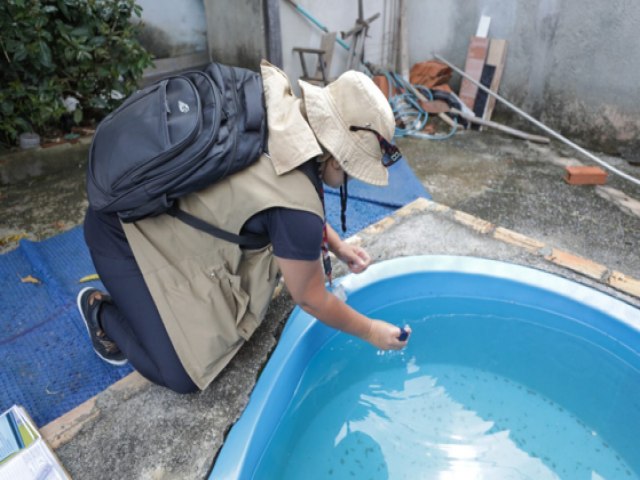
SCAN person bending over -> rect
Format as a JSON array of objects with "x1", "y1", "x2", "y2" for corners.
[{"x1": 77, "y1": 61, "x2": 411, "y2": 394}]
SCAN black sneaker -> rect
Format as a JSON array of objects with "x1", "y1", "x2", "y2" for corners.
[{"x1": 76, "y1": 287, "x2": 128, "y2": 366}]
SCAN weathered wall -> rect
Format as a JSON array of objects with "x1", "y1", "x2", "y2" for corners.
[
  {"x1": 407, "y1": 0, "x2": 640, "y2": 159},
  {"x1": 202, "y1": 0, "x2": 267, "y2": 69},
  {"x1": 135, "y1": 0, "x2": 207, "y2": 58}
]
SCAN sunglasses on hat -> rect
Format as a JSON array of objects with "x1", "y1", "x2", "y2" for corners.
[{"x1": 349, "y1": 125, "x2": 403, "y2": 167}]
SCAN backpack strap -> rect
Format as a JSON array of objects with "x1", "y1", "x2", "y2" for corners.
[{"x1": 166, "y1": 203, "x2": 269, "y2": 249}]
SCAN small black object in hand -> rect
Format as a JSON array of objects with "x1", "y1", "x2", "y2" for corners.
[{"x1": 398, "y1": 326, "x2": 409, "y2": 342}]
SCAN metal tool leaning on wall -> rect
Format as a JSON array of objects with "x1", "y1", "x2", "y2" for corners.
[{"x1": 435, "y1": 53, "x2": 640, "y2": 188}]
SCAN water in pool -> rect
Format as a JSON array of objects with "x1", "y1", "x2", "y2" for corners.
[{"x1": 252, "y1": 298, "x2": 639, "y2": 479}]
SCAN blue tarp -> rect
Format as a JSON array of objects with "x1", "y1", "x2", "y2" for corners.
[
  {"x1": 0, "y1": 158, "x2": 429, "y2": 427},
  {"x1": 324, "y1": 159, "x2": 430, "y2": 238},
  {"x1": 0, "y1": 230, "x2": 132, "y2": 427}
]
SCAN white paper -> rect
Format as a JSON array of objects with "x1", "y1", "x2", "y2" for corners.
[{"x1": 476, "y1": 15, "x2": 491, "y2": 37}]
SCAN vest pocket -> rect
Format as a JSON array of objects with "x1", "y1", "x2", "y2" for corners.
[
  {"x1": 161, "y1": 261, "x2": 250, "y2": 360},
  {"x1": 207, "y1": 264, "x2": 249, "y2": 326}
]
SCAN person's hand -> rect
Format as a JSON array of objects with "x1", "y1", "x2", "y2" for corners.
[
  {"x1": 363, "y1": 319, "x2": 411, "y2": 350},
  {"x1": 336, "y1": 243, "x2": 371, "y2": 274}
]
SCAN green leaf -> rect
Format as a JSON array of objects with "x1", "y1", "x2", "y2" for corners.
[
  {"x1": 58, "y1": 1, "x2": 70, "y2": 18},
  {"x1": 13, "y1": 46, "x2": 27, "y2": 62},
  {"x1": 77, "y1": 50, "x2": 92, "y2": 61},
  {"x1": 73, "y1": 108, "x2": 83, "y2": 124},
  {"x1": 64, "y1": 46, "x2": 75, "y2": 61},
  {"x1": 89, "y1": 35, "x2": 106, "y2": 47},
  {"x1": 34, "y1": 16, "x2": 47, "y2": 29},
  {"x1": 14, "y1": 117, "x2": 31, "y2": 131},
  {"x1": 38, "y1": 41, "x2": 52, "y2": 68},
  {"x1": 0, "y1": 102, "x2": 14, "y2": 115},
  {"x1": 70, "y1": 26, "x2": 90, "y2": 38}
]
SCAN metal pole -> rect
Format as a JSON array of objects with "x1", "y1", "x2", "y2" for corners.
[
  {"x1": 284, "y1": 0, "x2": 351, "y2": 51},
  {"x1": 434, "y1": 53, "x2": 640, "y2": 187}
]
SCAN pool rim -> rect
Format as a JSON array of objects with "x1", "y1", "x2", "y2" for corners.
[{"x1": 210, "y1": 255, "x2": 640, "y2": 479}]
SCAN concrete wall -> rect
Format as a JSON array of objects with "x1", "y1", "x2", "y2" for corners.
[
  {"x1": 405, "y1": 0, "x2": 640, "y2": 159},
  {"x1": 135, "y1": 0, "x2": 207, "y2": 58},
  {"x1": 203, "y1": 0, "x2": 268, "y2": 69}
]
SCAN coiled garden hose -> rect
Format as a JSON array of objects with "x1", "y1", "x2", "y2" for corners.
[{"x1": 379, "y1": 70, "x2": 458, "y2": 141}]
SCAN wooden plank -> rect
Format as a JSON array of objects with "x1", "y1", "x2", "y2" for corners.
[
  {"x1": 481, "y1": 39, "x2": 508, "y2": 125},
  {"x1": 314, "y1": 32, "x2": 337, "y2": 82},
  {"x1": 458, "y1": 36, "x2": 490, "y2": 110},
  {"x1": 543, "y1": 248, "x2": 609, "y2": 281}
]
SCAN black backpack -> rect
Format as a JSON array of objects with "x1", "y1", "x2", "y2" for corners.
[{"x1": 86, "y1": 62, "x2": 269, "y2": 247}]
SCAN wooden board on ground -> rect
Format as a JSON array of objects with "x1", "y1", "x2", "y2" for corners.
[{"x1": 481, "y1": 39, "x2": 508, "y2": 127}]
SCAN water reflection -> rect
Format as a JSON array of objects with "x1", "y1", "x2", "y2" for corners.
[{"x1": 346, "y1": 374, "x2": 560, "y2": 479}]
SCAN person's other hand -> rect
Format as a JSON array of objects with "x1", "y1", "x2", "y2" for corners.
[
  {"x1": 336, "y1": 243, "x2": 371, "y2": 274},
  {"x1": 363, "y1": 320, "x2": 411, "y2": 350}
]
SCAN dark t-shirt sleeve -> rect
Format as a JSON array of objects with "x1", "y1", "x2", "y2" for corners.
[
  {"x1": 242, "y1": 207, "x2": 323, "y2": 261},
  {"x1": 270, "y1": 208, "x2": 323, "y2": 260}
]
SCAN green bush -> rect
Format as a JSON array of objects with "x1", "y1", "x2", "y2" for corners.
[{"x1": 0, "y1": 0, "x2": 153, "y2": 147}]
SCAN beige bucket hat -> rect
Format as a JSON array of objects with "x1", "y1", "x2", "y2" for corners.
[{"x1": 299, "y1": 71, "x2": 397, "y2": 186}]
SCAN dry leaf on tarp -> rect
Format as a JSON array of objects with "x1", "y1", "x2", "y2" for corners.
[
  {"x1": 20, "y1": 274, "x2": 42, "y2": 285},
  {"x1": 79, "y1": 274, "x2": 100, "y2": 283}
]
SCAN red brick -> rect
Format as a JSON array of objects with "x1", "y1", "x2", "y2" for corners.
[{"x1": 564, "y1": 166, "x2": 608, "y2": 185}]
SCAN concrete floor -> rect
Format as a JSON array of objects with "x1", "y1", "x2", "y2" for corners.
[{"x1": 1, "y1": 129, "x2": 639, "y2": 478}]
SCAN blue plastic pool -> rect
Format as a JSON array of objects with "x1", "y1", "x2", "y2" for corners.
[{"x1": 211, "y1": 256, "x2": 640, "y2": 479}]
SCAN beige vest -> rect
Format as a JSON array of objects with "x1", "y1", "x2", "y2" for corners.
[
  {"x1": 123, "y1": 156, "x2": 323, "y2": 389},
  {"x1": 122, "y1": 62, "x2": 324, "y2": 389}
]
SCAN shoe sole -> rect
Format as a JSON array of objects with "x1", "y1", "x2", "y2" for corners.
[{"x1": 77, "y1": 287, "x2": 128, "y2": 367}]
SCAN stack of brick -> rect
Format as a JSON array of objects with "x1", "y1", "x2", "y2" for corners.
[{"x1": 409, "y1": 61, "x2": 453, "y2": 93}]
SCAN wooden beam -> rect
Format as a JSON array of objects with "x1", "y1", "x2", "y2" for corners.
[{"x1": 481, "y1": 39, "x2": 508, "y2": 126}]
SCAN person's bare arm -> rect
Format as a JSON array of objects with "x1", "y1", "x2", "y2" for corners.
[
  {"x1": 276, "y1": 256, "x2": 410, "y2": 350},
  {"x1": 325, "y1": 224, "x2": 371, "y2": 274}
]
